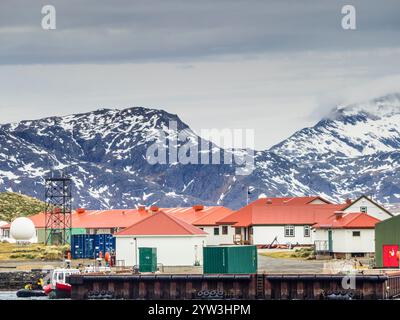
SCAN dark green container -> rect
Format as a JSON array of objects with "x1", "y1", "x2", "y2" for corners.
[
  {"x1": 139, "y1": 247, "x2": 157, "y2": 272},
  {"x1": 203, "y1": 245, "x2": 257, "y2": 274}
]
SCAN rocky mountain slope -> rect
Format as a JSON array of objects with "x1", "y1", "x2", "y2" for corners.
[{"x1": 0, "y1": 93, "x2": 399, "y2": 209}]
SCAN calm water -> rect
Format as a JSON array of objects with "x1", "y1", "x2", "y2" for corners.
[{"x1": 0, "y1": 291, "x2": 49, "y2": 300}]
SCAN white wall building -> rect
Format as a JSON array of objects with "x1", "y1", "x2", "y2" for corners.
[
  {"x1": 252, "y1": 225, "x2": 314, "y2": 246},
  {"x1": 115, "y1": 211, "x2": 207, "y2": 267},
  {"x1": 217, "y1": 197, "x2": 334, "y2": 246},
  {"x1": 314, "y1": 228, "x2": 375, "y2": 256},
  {"x1": 116, "y1": 236, "x2": 205, "y2": 267},
  {"x1": 313, "y1": 212, "x2": 380, "y2": 258},
  {"x1": 165, "y1": 206, "x2": 235, "y2": 246},
  {"x1": 341, "y1": 195, "x2": 393, "y2": 221},
  {"x1": 216, "y1": 195, "x2": 393, "y2": 253},
  {"x1": 0, "y1": 221, "x2": 9, "y2": 241},
  {"x1": 196, "y1": 225, "x2": 235, "y2": 246}
]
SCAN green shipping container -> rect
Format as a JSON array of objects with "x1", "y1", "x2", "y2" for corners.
[
  {"x1": 139, "y1": 247, "x2": 157, "y2": 272},
  {"x1": 203, "y1": 245, "x2": 257, "y2": 274}
]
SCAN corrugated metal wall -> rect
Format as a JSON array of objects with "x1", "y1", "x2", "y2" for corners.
[
  {"x1": 203, "y1": 245, "x2": 257, "y2": 274},
  {"x1": 71, "y1": 234, "x2": 116, "y2": 259}
]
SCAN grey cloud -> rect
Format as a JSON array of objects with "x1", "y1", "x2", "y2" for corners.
[{"x1": 0, "y1": 0, "x2": 399, "y2": 64}]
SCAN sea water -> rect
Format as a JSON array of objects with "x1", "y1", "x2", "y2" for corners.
[{"x1": 0, "y1": 291, "x2": 49, "y2": 300}]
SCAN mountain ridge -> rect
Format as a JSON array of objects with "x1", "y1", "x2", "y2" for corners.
[{"x1": 0, "y1": 94, "x2": 400, "y2": 209}]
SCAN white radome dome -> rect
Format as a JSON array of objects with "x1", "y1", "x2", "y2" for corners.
[{"x1": 10, "y1": 217, "x2": 35, "y2": 241}]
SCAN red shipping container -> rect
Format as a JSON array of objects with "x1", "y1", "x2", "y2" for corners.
[{"x1": 383, "y1": 245, "x2": 399, "y2": 268}]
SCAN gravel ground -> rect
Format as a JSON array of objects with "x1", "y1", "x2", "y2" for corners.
[
  {"x1": 0, "y1": 250, "x2": 373, "y2": 274},
  {"x1": 257, "y1": 253, "x2": 326, "y2": 273},
  {"x1": 0, "y1": 260, "x2": 63, "y2": 272}
]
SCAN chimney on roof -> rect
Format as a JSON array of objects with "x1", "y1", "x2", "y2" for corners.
[
  {"x1": 266, "y1": 199, "x2": 272, "y2": 204},
  {"x1": 149, "y1": 206, "x2": 159, "y2": 213},
  {"x1": 138, "y1": 206, "x2": 146, "y2": 212},
  {"x1": 334, "y1": 211, "x2": 344, "y2": 219},
  {"x1": 193, "y1": 205, "x2": 204, "y2": 211},
  {"x1": 345, "y1": 198, "x2": 352, "y2": 204},
  {"x1": 76, "y1": 208, "x2": 85, "y2": 214}
]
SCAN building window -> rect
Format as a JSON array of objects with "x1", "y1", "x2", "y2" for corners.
[
  {"x1": 284, "y1": 225, "x2": 295, "y2": 237},
  {"x1": 353, "y1": 231, "x2": 361, "y2": 237},
  {"x1": 222, "y1": 226, "x2": 228, "y2": 235},
  {"x1": 235, "y1": 228, "x2": 241, "y2": 235},
  {"x1": 214, "y1": 227, "x2": 220, "y2": 235},
  {"x1": 360, "y1": 206, "x2": 367, "y2": 213},
  {"x1": 304, "y1": 225, "x2": 310, "y2": 237}
]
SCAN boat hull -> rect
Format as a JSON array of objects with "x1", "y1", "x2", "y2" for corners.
[
  {"x1": 55, "y1": 282, "x2": 72, "y2": 299},
  {"x1": 16, "y1": 289, "x2": 46, "y2": 298}
]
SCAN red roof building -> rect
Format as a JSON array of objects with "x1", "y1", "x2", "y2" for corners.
[
  {"x1": 217, "y1": 197, "x2": 344, "y2": 228},
  {"x1": 114, "y1": 211, "x2": 207, "y2": 267},
  {"x1": 313, "y1": 212, "x2": 380, "y2": 229},
  {"x1": 2, "y1": 205, "x2": 232, "y2": 230},
  {"x1": 313, "y1": 212, "x2": 381, "y2": 258},
  {"x1": 115, "y1": 211, "x2": 207, "y2": 236},
  {"x1": 215, "y1": 195, "x2": 388, "y2": 248},
  {"x1": 167, "y1": 205, "x2": 233, "y2": 226},
  {"x1": 1, "y1": 205, "x2": 233, "y2": 245}
]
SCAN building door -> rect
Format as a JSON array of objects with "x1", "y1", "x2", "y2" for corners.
[
  {"x1": 328, "y1": 230, "x2": 333, "y2": 252},
  {"x1": 383, "y1": 245, "x2": 399, "y2": 268}
]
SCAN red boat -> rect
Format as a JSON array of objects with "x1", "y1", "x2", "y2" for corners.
[
  {"x1": 43, "y1": 282, "x2": 72, "y2": 298},
  {"x1": 43, "y1": 284, "x2": 53, "y2": 295},
  {"x1": 55, "y1": 282, "x2": 72, "y2": 298},
  {"x1": 44, "y1": 268, "x2": 80, "y2": 299}
]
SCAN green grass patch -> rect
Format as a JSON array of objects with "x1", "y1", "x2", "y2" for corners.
[
  {"x1": 0, "y1": 243, "x2": 69, "y2": 260},
  {"x1": 0, "y1": 191, "x2": 45, "y2": 222},
  {"x1": 260, "y1": 247, "x2": 316, "y2": 260}
]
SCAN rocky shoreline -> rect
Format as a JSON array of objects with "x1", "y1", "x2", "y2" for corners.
[{"x1": 0, "y1": 271, "x2": 48, "y2": 290}]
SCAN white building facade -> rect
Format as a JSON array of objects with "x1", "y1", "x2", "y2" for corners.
[
  {"x1": 115, "y1": 235, "x2": 206, "y2": 267},
  {"x1": 197, "y1": 225, "x2": 235, "y2": 246},
  {"x1": 251, "y1": 225, "x2": 314, "y2": 246},
  {"x1": 314, "y1": 228, "x2": 375, "y2": 258},
  {"x1": 342, "y1": 196, "x2": 393, "y2": 221}
]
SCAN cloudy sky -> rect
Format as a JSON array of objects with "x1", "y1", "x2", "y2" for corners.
[{"x1": 0, "y1": 0, "x2": 399, "y2": 149}]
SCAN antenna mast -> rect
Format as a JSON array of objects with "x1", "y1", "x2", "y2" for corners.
[{"x1": 44, "y1": 175, "x2": 72, "y2": 245}]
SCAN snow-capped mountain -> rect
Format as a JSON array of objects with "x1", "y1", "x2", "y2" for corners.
[
  {"x1": 0, "y1": 107, "x2": 239, "y2": 208},
  {"x1": 272, "y1": 93, "x2": 400, "y2": 162},
  {"x1": 269, "y1": 93, "x2": 400, "y2": 203},
  {"x1": 1, "y1": 93, "x2": 400, "y2": 209}
]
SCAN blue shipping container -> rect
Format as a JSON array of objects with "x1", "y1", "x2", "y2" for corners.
[
  {"x1": 71, "y1": 234, "x2": 115, "y2": 259},
  {"x1": 71, "y1": 234, "x2": 84, "y2": 259}
]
